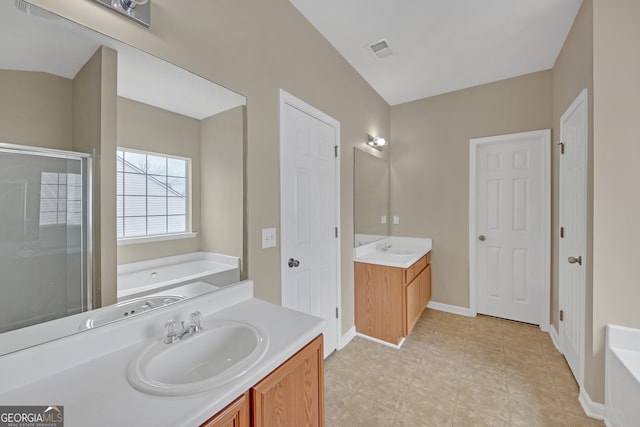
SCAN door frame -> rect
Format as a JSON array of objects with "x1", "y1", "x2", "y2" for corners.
[
  {"x1": 468, "y1": 129, "x2": 551, "y2": 330},
  {"x1": 278, "y1": 89, "x2": 341, "y2": 354},
  {"x1": 558, "y1": 88, "x2": 588, "y2": 386}
]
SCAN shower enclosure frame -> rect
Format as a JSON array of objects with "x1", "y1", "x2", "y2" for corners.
[{"x1": 0, "y1": 142, "x2": 94, "y2": 313}]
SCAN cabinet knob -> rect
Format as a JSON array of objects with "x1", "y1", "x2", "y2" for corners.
[{"x1": 478, "y1": 235, "x2": 486, "y2": 241}]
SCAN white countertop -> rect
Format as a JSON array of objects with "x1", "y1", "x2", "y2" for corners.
[
  {"x1": 0, "y1": 281, "x2": 326, "y2": 427},
  {"x1": 353, "y1": 236, "x2": 432, "y2": 268}
]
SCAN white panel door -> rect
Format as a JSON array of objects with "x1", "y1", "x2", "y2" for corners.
[
  {"x1": 473, "y1": 130, "x2": 549, "y2": 325},
  {"x1": 280, "y1": 91, "x2": 339, "y2": 358},
  {"x1": 559, "y1": 89, "x2": 588, "y2": 385}
]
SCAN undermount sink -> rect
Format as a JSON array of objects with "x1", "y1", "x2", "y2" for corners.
[{"x1": 127, "y1": 320, "x2": 269, "y2": 396}]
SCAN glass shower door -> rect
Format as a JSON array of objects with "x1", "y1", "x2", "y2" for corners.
[{"x1": 0, "y1": 146, "x2": 91, "y2": 334}]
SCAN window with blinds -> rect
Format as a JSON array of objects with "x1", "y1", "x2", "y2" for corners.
[{"x1": 116, "y1": 149, "x2": 189, "y2": 238}]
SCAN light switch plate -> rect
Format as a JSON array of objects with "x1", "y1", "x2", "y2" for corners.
[
  {"x1": 393, "y1": 216, "x2": 400, "y2": 225},
  {"x1": 262, "y1": 228, "x2": 276, "y2": 249},
  {"x1": 381, "y1": 215, "x2": 387, "y2": 224}
]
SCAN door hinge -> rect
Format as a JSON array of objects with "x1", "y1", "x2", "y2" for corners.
[
  {"x1": 334, "y1": 145, "x2": 339, "y2": 158},
  {"x1": 335, "y1": 227, "x2": 339, "y2": 238},
  {"x1": 560, "y1": 227, "x2": 565, "y2": 238},
  {"x1": 336, "y1": 307, "x2": 339, "y2": 319},
  {"x1": 558, "y1": 142, "x2": 565, "y2": 154},
  {"x1": 560, "y1": 310, "x2": 564, "y2": 322}
]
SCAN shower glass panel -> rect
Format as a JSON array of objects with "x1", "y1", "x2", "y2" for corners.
[{"x1": 0, "y1": 145, "x2": 91, "y2": 334}]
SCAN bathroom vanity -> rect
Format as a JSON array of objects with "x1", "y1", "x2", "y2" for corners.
[
  {"x1": 354, "y1": 237, "x2": 432, "y2": 346},
  {"x1": 0, "y1": 281, "x2": 326, "y2": 427}
]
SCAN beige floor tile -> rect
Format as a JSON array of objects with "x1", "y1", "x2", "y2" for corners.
[
  {"x1": 324, "y1": 381, "x2": 352, "y2": 421},
  {"x1": 452, "y1": 408, "x2": 510, "y2": 427},
  {"x1": 331, "y1": 395, "x2": 397, "y2": 427},
  {"x1": 456, "y1": 380, "x2": 510, "y2": 423},
  {"x1": 565, "y1": 413, "x2": 605, "y2": 427},
  {"x1": 398, "y1": 384, "x2": 456, "y2": 425},
  {"x1": 555, "y1": 389, "x2": 589, "y2": 417},
  {"x1": 324, "y1": 308, "x2": 603, "y2": 427},
  {"x1": 357, "y1": 374, "x2": 407, "y2": 411},
  {"x1": 394, "y1": 412, "x2": 450, "y2": 427},
  {"x1": 460, "y1": 363, "x2": 508, "y2": 393}
]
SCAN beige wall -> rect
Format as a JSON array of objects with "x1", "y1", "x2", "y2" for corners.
[
  {"x1": 590, "y1": 0, "x2": 640, "y2": 404},
  {"x1": 115, "y1": 97, "x2": 202, "y2": 264},
  {"x1": 390, "y1": 71, "x2": 553, "y2": 307},
  {"x1": 30, "y1": 0, "x2": 391, "y2": 334},
  {"x1": 72, "y1": 47, "x2": 118, "y2": 307},
  {"x1": 0, "y1": 70, "x2": 72, "y2": 150},
  {"x1": 551, "y1": 0, "x2": 596, "y2": 399},
  {"x1": 200, "y1": 106, "x2": 245, "y2": 270}
]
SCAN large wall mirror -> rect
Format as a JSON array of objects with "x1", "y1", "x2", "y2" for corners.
[
  {"x1": 353, "y1": 148, "x2": 389, "y2": 247},
  {"x1": 0, "y1": 1, "x2": 246, "y2": 355}
]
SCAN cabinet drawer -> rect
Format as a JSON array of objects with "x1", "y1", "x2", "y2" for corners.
[{"x1": 405, "y1": 254, "x2": 428, "y2": 284}]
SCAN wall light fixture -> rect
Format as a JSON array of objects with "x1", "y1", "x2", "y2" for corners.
[
  {"x1": 90, "y1": 0, "x2": 151, "y2": 27},
  {"x1": 367, "y1": 135, "x2": 386, "y2": 151}
]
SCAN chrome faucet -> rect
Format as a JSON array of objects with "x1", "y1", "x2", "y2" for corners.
[
  {"x1": 164, "y1": 311, "x2": 203, "y2": 344},
  {"x1": 379, "y1": 243, "x2": 392, "y2": 251}
]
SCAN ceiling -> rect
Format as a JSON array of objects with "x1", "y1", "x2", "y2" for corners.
[
  {"x1": 289, "y1": 0, "x2": 584, "y2": 106},
  {"x1": 0, "y1": 1, "x2": 245, "y2": 120}
]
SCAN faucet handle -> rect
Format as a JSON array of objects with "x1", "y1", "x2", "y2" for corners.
[
  {"x1": 164, "y1": 319, "x2": 179, "y2": 344},
  {"x1": 189, "y1": 311, "x2": 203, "y2": 332}
]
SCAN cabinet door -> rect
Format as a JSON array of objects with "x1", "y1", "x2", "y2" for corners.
[
  {"x1": 200, "y1": 392, "x2": 250, "y2": 427},
  {"x1": 420, "y1": 264, "x2": 432, "y2": 310},
  {"x1": 252, "y1": 335, "x2": 324, "y2": 427},
  {"x1": 355, "y1": 262, "x2": 404, "y2": 344},
  {"x1": 406, "y1": 277, "x2": 421, "y2": 334}
]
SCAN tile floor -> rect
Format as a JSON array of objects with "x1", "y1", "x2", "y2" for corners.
[{"x1": 324, "y1": 309, "x2": 604, "y2": 427}]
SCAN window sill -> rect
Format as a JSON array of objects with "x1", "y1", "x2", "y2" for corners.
[{"x1": 117, "y1": 232, "x2": 198, "y2": 246}]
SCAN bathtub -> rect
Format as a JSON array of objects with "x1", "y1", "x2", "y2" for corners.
[
  {"x1": 117, "y1": 252, "x2": 240, "y2": 301},
  {"x1": 606, "y1": 324, "x2": 640, "y2": 427}
]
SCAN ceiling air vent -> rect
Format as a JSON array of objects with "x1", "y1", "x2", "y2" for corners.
[{"x1": 368, "y1": 38, "x2": 392, "y2": 60}]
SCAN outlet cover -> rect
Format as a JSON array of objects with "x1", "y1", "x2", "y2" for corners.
[
  {"x1": 262, "y1": 228, "x2": 276, "y2": 249},
  {"x1": 393, "y1": 216, "x2": 400, "y2": 225}
]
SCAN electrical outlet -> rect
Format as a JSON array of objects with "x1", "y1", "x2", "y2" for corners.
[
  {"x1": 262, "y1": 228, "x2": 276, "y2": 249},
  {"x1": 393, "y1": 215, "x2": 400, "y2": 225},
  {"x1": 381, "y1": 215, "x2": 387, "y2": 224}
]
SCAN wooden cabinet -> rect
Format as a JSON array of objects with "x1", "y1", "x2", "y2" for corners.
[
  {"x1": 252, "y1": 335, "x2": 324, "y2": 427},
  {"x1": 199, "y1": 335, "x2": 324, "y2": 427},
  {"x1": 355, "y1": 252, "x2": 432, "y2": 345},
  {"x1": 200, "y1": 392, "x2": 250, "y2": 427}
]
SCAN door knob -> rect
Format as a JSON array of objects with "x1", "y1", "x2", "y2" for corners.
[
  {"x1": 478, "y1": 235, "x2": 486, "y2": 241},
  {"x1": 288, "y1": 258, "x2": 300, "y2": 268},
  {"x1": 568, "y1": 256, "x2": 582, "y2": 265}
]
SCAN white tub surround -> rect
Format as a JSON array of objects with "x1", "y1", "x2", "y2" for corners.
[
  {"x1": 353, "y1": 236, "x2": 432, "y2": 268},
  {"x1": 117, "y1": 252, "x2": 240, "y2": 301},
  {"x1": 0, "y1": 281, "x2": 326, "y2": 427},
  {"x1": 606, "y1": 324, "x2": 640, "y2": 427}
]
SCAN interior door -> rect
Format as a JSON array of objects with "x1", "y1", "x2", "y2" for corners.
[
  {"x1": 559, "y1": 89, "x2": 588, "y2": 385},
  {"x1": 472, "y1": 130, "x2": 550, "y2": 325},
  {"x1": 280, "y1": 90, "x2": 339, "y2": 358}
]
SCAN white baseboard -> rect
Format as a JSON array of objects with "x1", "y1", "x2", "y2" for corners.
[
  {"x1": 427, "y1": 301, "x2": 475, "y2": 317},
  {"x1": 338, "y1": 326, "x2": 356, "y2": 350},
  {"x1": 548, "y1": 324, "x2": 561, "y2": 352},
  {"x1": 356, "y1": 332, "x2": 405, "y2": 349},
  {"x1": 579, "y1": 387, "x2": 607, "y2": 421}
]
